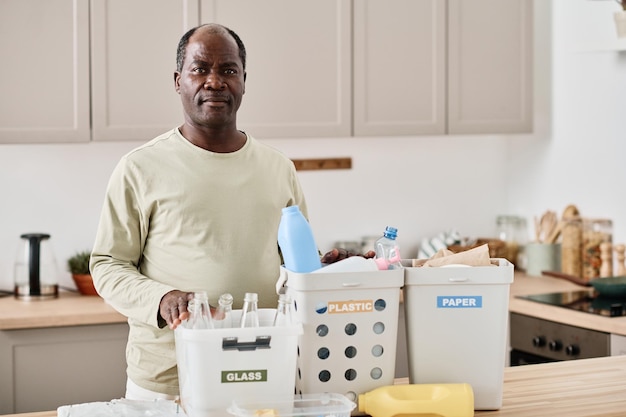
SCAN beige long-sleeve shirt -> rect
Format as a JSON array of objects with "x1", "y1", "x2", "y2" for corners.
[{"x1": 90, "y1": 128, "x2": 308, "y2": 395}]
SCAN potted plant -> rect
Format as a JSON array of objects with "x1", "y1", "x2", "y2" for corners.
[{"x1": 67, "y1": 250, "x2": 98, "y2": 296}]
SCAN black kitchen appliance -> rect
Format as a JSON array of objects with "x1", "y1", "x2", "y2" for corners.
[
  {"x1": 14, "y1": 233, "x2": 59, "y2": 300},
  {"x1": 519, "y1": 290, "x2": 626, "y2": 317},
  {"x1": 509, "y1": 290, "x2": 626, "y2": 366}
]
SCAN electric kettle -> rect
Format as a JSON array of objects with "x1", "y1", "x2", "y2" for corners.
[{"x1": 14, "y1": 233, "x2": 59, "y2": 300}]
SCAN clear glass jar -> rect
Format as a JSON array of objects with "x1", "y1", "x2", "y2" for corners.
[
  {"x1": 561, "y1": 217, "x2": 583, "y2": 278},
  {"x1": 496, "y1": 215, "x2": 528, "y2": 269},
  {"x1": 582, "y1": 218, "x2": 613, "y2": 281}
]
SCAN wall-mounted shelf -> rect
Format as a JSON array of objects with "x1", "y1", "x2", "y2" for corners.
[{"x1": 291, "y1": 157, "x2": 352, "y2": 171}]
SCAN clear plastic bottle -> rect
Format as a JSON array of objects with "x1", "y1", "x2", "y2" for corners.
[
  {"x1": 277, "y1": 205, "x2": 322, "y2": 273},
  {"x1": 358, "y1": 384, "x2": 474, "y2": 417},
  {"x1": 239, "y1": 292, "x2": 260, "y2": 328},
  {"x1": 187, "y1": 291, "x2": 214, "y2": 329},
  {"x1": 273, "y1": 293, "x2": 295, "y2": 327},
  {"x1": 214, "y1": 293, "x2": 234, "y2": 329},
  {"x1": 374, "y1": 226, "x2": 403, "y2": 270}
]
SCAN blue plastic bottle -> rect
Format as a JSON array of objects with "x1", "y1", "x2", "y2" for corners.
[
  {"x1": 375, "y1": 226, "x2": 403, "y2": 270},
  {"x1": 278, "y1": 205, "x2": 322, "y2": 273}
]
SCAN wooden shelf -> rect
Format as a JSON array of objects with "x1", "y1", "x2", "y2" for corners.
[{"x1": 291, "y1": 157, "x2": 352, "y2": 171}]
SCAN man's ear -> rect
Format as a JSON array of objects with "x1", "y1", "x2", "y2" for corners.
[{"x1": 174, "y1": 71, "x2": 181, "y2": 93}]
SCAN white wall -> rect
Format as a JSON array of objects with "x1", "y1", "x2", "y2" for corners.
[
  {"x1": 0, "y1": 133, "x2": 509, "y2": 291},
  {"x1": 507, "y1": 0, "x2": 626, "y2": 248},
  {"x1": 1, "y1": 0, "x2": 624, "y2": 292}
]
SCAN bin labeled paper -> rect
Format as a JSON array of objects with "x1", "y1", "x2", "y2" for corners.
[{"x1": 403, "y1": 259, "x2": 513, "y2": 410}]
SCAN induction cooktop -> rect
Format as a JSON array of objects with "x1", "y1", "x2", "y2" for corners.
[{"x1": 518, "y1": 290, "x2": 626, "y2": 317}]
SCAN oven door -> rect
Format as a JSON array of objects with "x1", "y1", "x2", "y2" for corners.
[
  {"x1": 510, "y1": 348, "x2": 558, "y2": 366},
  {"x1": 510, "y1": 313, "x2": 611, "y2": 365}
]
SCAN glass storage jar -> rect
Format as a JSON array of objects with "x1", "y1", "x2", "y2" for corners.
[
  {"x1": 561, "y1": 217, "x2": 583, "y2": 278},
  {"x1": 496, "y1": 215, "x2": 528, "y2": 269},
  {"x1": 582, "y1": 218, "x2": 612, "y2": 281}
]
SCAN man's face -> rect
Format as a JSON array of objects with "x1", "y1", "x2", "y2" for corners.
[{"x1": 174, "y1": 28, "x2": 245, "y2": 129}]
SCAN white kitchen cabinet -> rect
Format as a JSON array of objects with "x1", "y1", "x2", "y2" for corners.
[
  {"x1": 0, "y1": 323, "x2": 128, "y2": 414},
  {"x1": 90, "y1": 0, "x2": 198, "y2": 141},
  {"x1": 447, "y1": 0, "x2": 533, "y2": 134},
  {"x1": 0, "y1": 0, "x2": 90, "y2": 143},
  {"x1": 354, "y1": 0, "x2": 533, "y2": 136},
  {"x1": 0, "y1": 0, "x2": 198, "y2": 144},
  {"x1": 0, "y1": 0, "x2": 532, "y2": 144},
  {"x1": 353, "y1": 0, "x2": 446, "y2": 136},
  {"x1": 199, "y1": 0, "x2": 352, "y2": 138}
]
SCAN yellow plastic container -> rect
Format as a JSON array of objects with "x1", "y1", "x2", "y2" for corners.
[{"x1": 358, "y1": 384, "x2": 474, "y2": 417}]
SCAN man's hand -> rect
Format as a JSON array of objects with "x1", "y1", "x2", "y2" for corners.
[
  {"x1": 320, "y1": 248, "x2": 376, "y2": 264},
  {"x1": 159, "y1": 290, "x2": 194, "y2": 330}
]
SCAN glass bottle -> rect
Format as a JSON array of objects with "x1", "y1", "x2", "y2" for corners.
[
  {"x1": 239, "y1": 292, "x2": 260, "y2": 328},
  {"x1": 214, "y1": 293, "x2": 234, "y2": 329},
  {"x1": 273, "y1": 293, "x2": 295, "y2": 327},
  {"x1": 374, "y1": 226, "x2": 403, "y2": 270},
  {"x1": 187, "y1": 291, "x2": 214, "y2": 329}
]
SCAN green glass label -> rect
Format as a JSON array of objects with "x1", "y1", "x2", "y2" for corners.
[{"x1": 221, "y1": 370, "x2": 267, "y2": 383}]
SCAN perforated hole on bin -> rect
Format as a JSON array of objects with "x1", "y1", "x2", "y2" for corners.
[{"x1": 303, "y1": 298, "x2": 392, "y2": 385}]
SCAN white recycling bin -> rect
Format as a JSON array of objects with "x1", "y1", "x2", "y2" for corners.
[{"x1": 403, "y1": 259, "x2": 514, "y2": 410}]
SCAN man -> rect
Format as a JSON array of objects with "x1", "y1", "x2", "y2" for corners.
[{"x1": 91, "y1": 23, "x2": 333, "y2": 400}]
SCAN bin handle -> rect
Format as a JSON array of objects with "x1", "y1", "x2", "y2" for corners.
[
  {"x1": 341, "y1": 283, "x2": 361, "y2": 287},
  {"x1": 448, "y1": 277, "x2": 469, "y2": 282},
  {"x1": 222, "y1": 336, "x2": 271, "y2": 351}
]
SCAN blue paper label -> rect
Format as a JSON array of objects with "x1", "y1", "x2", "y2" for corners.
[{"x1": 437, "y1": 296, "x2": 482, "y2": 308}]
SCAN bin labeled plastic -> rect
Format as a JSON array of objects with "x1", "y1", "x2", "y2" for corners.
[
  {"x1": 403, "y1": 259, "x2": 514, "y2": 410},
  {"x1": 284, "y1": 267, "x2": 404, "y2": 407},
  {"x1": 175, "y1": 309, "x2": 302, "y2": 417}
]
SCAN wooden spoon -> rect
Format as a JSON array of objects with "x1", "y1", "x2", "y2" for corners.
[
  {"x1": 544, "y1": 221, "x2": 563, "y2": 244},
  {"x1": 536, "y1": 210, "x2": 557, "y2": 243},
  {"x1": 544, "y1": 204, "x2": 580, "y2": 244}
]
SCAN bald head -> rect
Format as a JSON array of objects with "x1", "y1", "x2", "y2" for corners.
[{"x1": 176, "y1": 23, "x2": 247, "y2": 72}]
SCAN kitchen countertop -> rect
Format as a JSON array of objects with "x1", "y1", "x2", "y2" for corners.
[
  {"x1": 3, "y1": 272, "x2": 626, "y2": 416},
  {"x1": 474, "y1": 355, "x2": 626, "y2": 416},
  {"x1": 0, "y1": 291, "x2": 126, "y2": 330},
  {"x1": 5, "y1": 355, "x2": 626, "y2": 417},
  {"x1": 2, "y1": 272, "x2": 625, "y2": 335}
]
